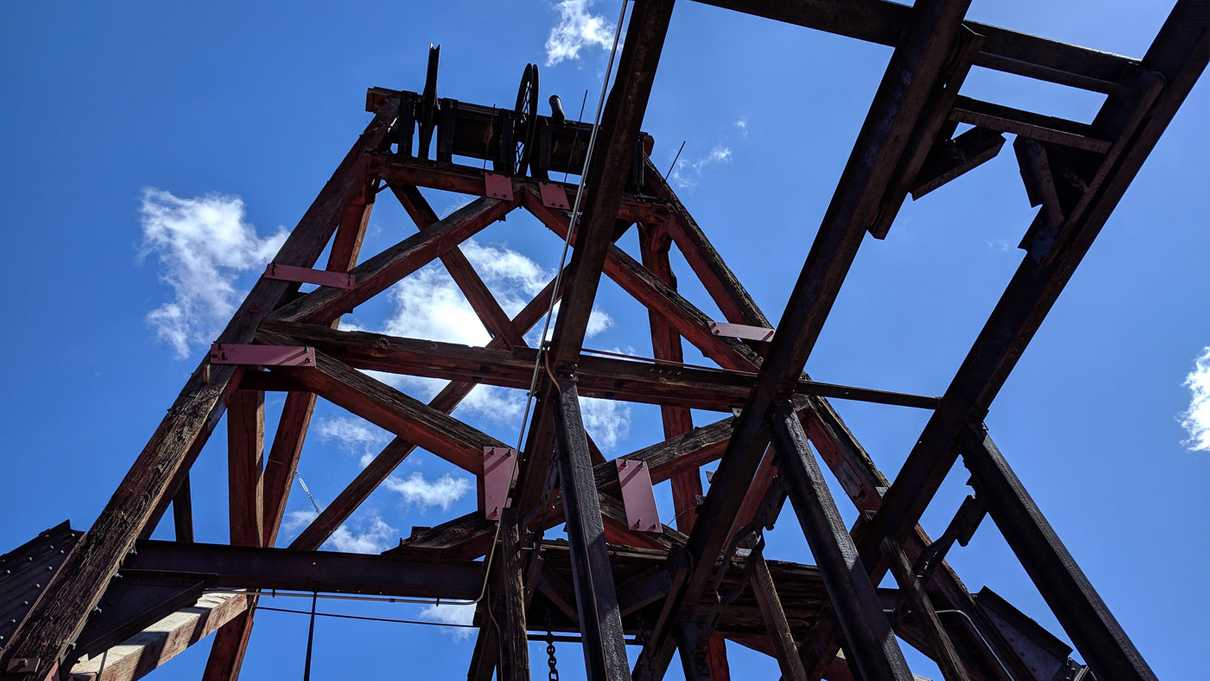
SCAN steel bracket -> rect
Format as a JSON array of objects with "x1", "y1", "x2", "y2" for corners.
[
  {"x1": 709, "y1": 321, "x2": 775, "y2": 342},
  {"x1": 484, "y1": 446, "x2": 518, "y2": 521},
  {"x1": 538, "y1": 182, "x2": 571, "y2": 210},
  {"x1": 616, "y1": 458, "x2": 661, "y2": 533},
  {"x1": 484, "y1": 173, "x2": 514, "y2": 201},
  {"x1": 264, "y1": 263, "x2": 355, "y2": 290}
]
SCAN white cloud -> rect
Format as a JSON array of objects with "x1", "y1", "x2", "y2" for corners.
[
  {"x1": 384, "y1": 472, "x2": 472, "y2": 510},
  {"x1": 1180, "y1": 347, "x2": 1210, "y2": 452},
  {"x1": 419, "y1": 602, "x2": 477, "y2": 640},
  {"x1": 734, "y1": 117, "x2": 749, "y2": 136},
  {"x1": 545, "y1": 0, "x2": 615, "y2": 67},
  {"x1": 318, "y1": 416, "x2": 389, "y2": 452},
  {"x1": 530, "y1": 303, "x2": 614, "y2": 345},
  {"x1": 139, "y1": 188, "x2": 286, "y2": 358},
  {"x1": 580, "y1": 395, "x2": 630, "y2": 451},
  {"x1": 385, "y1": 265, "x2": 492, "y2": 346},
  {"x1": 282, "y1": 510, "x2": 398, "y2": 554},
  {"x1": 670, "y1": 145, "x2": 734, "y2": 189}
]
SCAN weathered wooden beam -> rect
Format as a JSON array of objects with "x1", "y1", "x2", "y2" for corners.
[
  {"x1": 376, "y1": 156, "x2": 670, "y2": 225},
  {"x1": 0, "y1": 104, "x2": 398, "y2": 681},
  {"x1": 203, "y1": 389, "x2": 266, "y2": 681},
  {"x1": 772, "y1": 404, "x2": 913, "y2": 681},
  {"x1": 554, "y1": 380, "x2": 632, "y2": 681},
  {"x1": 271, "y1": 196, "x2": 514, "y2": 325},
  {"x1": 495, "y1": 510, "x2": 530, "y2": 681},
  {"x1": 634, "y1": 2, "x2": 971, "y2": 677},
  {"x1": 949, "y1": 96, "x2": 1112, "y2": 153},
  {"x1": 690, "y1": 0, "x2": 1139, "y2": 93},
  {"x1": 125, "y1": 540, "x2": 482, "y2": 599},
  {"x1": 66, "y1": 593, "x2": 247, "y2": 681},
  {"x1": 869, "y1": 25, "x2": 984, "y2": 238},
  {"x1": 258, "y1": 321, "x2": 940, "y2": 411},
  {"x1": 265, "y1": 343, "x2": 506, "y2": 474},
  {"x1": 226, "y1": 391, "x2": 265, "y2": 548},
  {"x1": 960, "y1": 426, "x2": 1155, "y2": 680}
]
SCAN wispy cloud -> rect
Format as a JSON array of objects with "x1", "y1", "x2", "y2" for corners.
[
  {"x1": 545, "y1": 0, "x2": 615, "y2": 67},
  {"x1": 384, "y1": 472, "x2": 472, "y2": 510},
  {"x1": 1180, "y1": 346, "x2": 1210, "y2": 452},
  {"x1": 419, "y1": 602, "x2": 477, "y2": 640},
  {"x1": 283, "y1": 510, "x2": 398, "y2": 554},
  {"x1": 734, "y1": 117, "x2": 750, "y2": 137},
  {"x1": 317, "y1": 416, "x2": 391, "y2": 467},
  {"x1": 139, "y1": 188, "x2": 285, "y2": 357},
  {"x1": 670, "y1": 145, "x2": 734, "y2": 189},
  {"x1": 580, "y1": 395, "x2": 630, "y2": 451}
]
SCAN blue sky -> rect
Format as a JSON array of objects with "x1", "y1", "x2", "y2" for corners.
[{"x1": 1, "y1": 1, "x2": 1207, "y2": 679}]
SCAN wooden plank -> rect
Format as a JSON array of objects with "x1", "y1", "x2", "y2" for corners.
[
  {"x1": 690, "y1": 0, "x2": 1139, "y2": 93},
  {"x1": 271, "y1": 196, "x2": 514, "y2": 324},
  {"x1": 553, "y1": 381, "x2": 632, "y2": 681},
  {"x1": 0, "y1": 104, "x2": 398, "y2": 681},
  {"x1": 65, "y1": 593, "x2": 247, "y2": 681},
  {"x1": 960, "y1": 426, "x2": 1156, "y2": 680},
  {"x1": 771, "y1": 405, "x2": 912, "y2": 681}
]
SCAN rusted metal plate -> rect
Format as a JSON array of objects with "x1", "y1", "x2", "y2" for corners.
[
  {"x1": 483, "y1": 446, "x2": 518, "y2": 521},
  {"x1": 616, "y1": 458, "x2": 661, "y2": 533},
  {"x1": 539, "y1": 182, "x2": 572, "y2": 210},
  {"x1": 209, "y1": 344, "x2": 315, "y2": 367},
  {"x1": 264, "y1": 263, "x2": 355, "y2": 290},
  {"x1": 709, "y1": 321, "x2": 775, "y2": 342},
  {"x1": 483, "y1": 173, "x2": 514, "y2": 201}
]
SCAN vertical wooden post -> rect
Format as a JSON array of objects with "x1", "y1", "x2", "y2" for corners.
[
  {"x1": 554, "y1": 378, "x2": 631, "y2": 681},
  {"x1": 639, "y1": 223, "x2": 732, "y2": 681},
  {"x1": 203, "y1": 390, "x2": 265, "y2": 681},
  {"x1": 770, "y1": 402, "x2": 913, "y2": 681},
  {"x1": 496, "y1": 509, "x2": 531, "y2": 681}
]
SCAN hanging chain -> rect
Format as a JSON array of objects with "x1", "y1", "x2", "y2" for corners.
[{"x1": 545, "y1": 629, "x2": 559, "y2": 681}]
